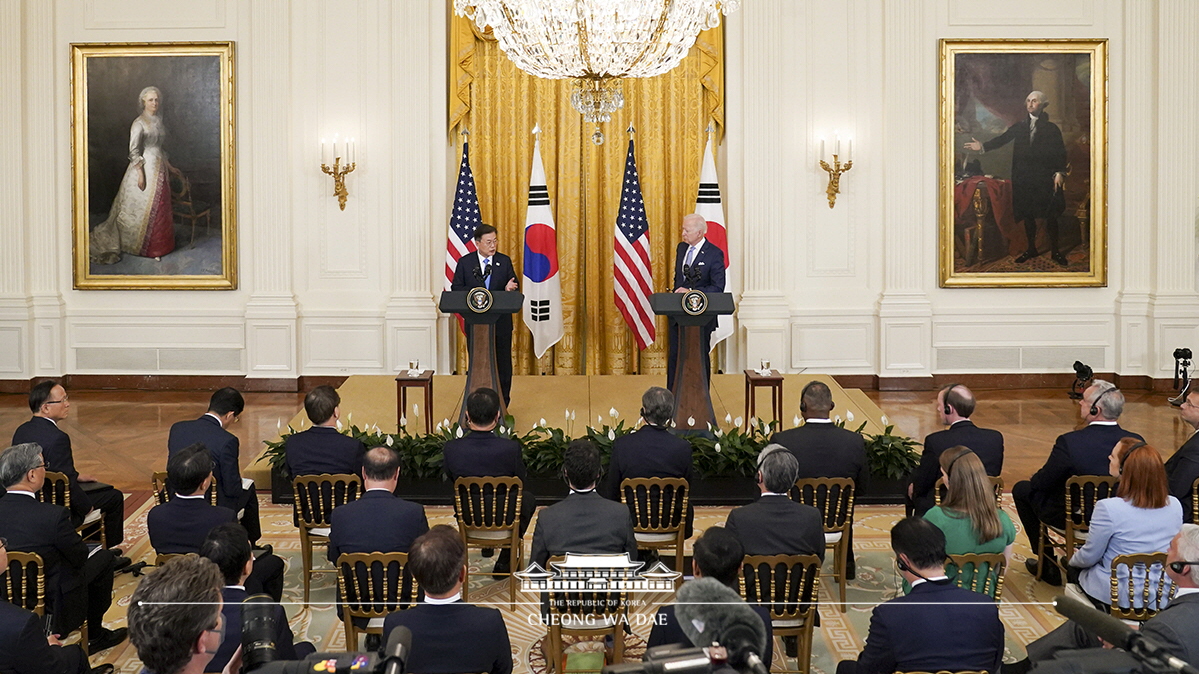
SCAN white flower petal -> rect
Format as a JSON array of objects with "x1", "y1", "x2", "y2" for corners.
[
  {"x1": 413, "y1": 403, "x2": 420, "y2": 416},
  {"x1": 565, "y1": 409, "x2": 571, "y2": 419},
  {"x1": 724, "y1": 413, "x2": 732, "y2": 424},
  {"x1": 570, "y1": 410, "x2": 576, "y2": 420},
  {"x1": 834, "y1": 415, "x2": 843, "y2": 424},
  {"x1": 793, "y1": 415, "x2": 801, "y2": 426},
  {"x1": 385, "y1": 435, "x2": 394, "y2": 446},
  {"x1": 335, "y1": 419, "x2": 343, "y2": 430},
  {"x1": 714, "y1": 428, "x2": 723, "y2": 438},
  {"x1": 734, "y1": 416, "x2": 743, "y2": 427},
  {"x1": 538, "y1": 418, "x2": 547, "y2": 428},
  {"x1": 687, "y1": 416, "x2": 696, "y2": 427},
  {"x1": 456, "y1": 427, "x2": 464, "y2": 438},
  {"x1": 598, "y1": 415, "x2": 604, "y2": 425},
  {"x1": 443, "y1": 418, "x2": 451, "y2": 429},
  {"x1": 715, "y1": 442, "x2": 722, "y2": 453},
  {"x1": 881, "y1": 415, "x2": 889, "y2": 426},
  {"x1": 609, "y1": 407, "x2": 618, "y2": 418},
  {"x1": 400, "y1": 416, "x2": 407, "y2": 426},
  {"x1": 846, "y1": 410, "x2": 855, "y2": 422},
  {"x1": 276, "y1": 419, "x2": 282, "y2": 430},
  {"x1": 608, "y1": 429, "x2": 615, "y2": 440}
]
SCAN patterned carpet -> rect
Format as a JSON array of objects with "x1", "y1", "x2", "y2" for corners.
[{"x1": 93, "y1": 493, "x2": 1067, "y2": 673}]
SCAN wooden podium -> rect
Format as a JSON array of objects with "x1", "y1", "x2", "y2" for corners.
[
  {"x1": 651, "y1": 291, "x2": 735, "y2": 432},
  {"x1": 440, "y1": 289, "x2": 524, "y2": 426}
]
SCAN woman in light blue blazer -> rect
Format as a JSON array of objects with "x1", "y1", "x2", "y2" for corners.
[{"x1": 1070, "y1": 438, "x2": 1183, "y2": 608}]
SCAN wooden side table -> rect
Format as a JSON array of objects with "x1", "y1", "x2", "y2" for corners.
[
  {"x1": 743, "y1": 369, "x2": 784, "y2": 429},
  {"x1": 395, "y1": 370, "x2": 434, "y2": 434}
]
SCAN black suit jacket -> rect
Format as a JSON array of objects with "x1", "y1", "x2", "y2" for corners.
[
  {"x1": 11, "y1": 417, "x2": 90, "y2": 523},
  {"x1": 910, "y1": 420, "x2": 1004, "y2": 504},
  {"x1": 771, "y1": 421, "x2": 867, "y2": 487},
  {"x1": 327, "y1": 490, "x2": 428, "y2": 563},
  {"x1": 443, "y1": 431, "x2": 527, "y2": 481},
  {"x1": 206, "y1": 586, "x2": 300, "y2": 673},
  {"x1": 725, "y1": 495, "x2": 825, "y2": 561},
  {"x1": 284, "y1": 426, "x2": 366, "y2": 478},
  {"x1": 1166, "y1": 433, "x2": 1199, "y2": 523},
  {"x1": 0, "y1": 494, "x2": 88, "y2": 611},
  {"x1": 1028, "y1": 423, "x2": 1142, "y2": 519},
  {"x1": 168, "y1": 415, "x2": 244, "y2": 509},
  {"x1": 451, "y1": 251, "x2": 517, "y2": 332},
  {"x1": 531, "y1": 491, "x2": 639, "y2": 568},
  {"x1": 854, "y1": 580, "x2": 1004, "y2": 674},
  {"x1": 146, "y1": 497, "x2": 237, "y2": 555},
  {"x1": 672, "y1": 239, "x2": 726, "y2": 332},
  {"x1": 382, "y1": 602, "x2": 512, "y2": 674},
  {"x1": 647, "y1": 603, "x2": 773, "y2": 668},
  {"x1": 0, "y1": 601, "x2": 86, "y2": 674},
  {"x1": 601, "y1": 425, "x2": 695, "y2": 500},
  {"x1": 981, "y1": 113, "x2": 1067, "y2": 220}
]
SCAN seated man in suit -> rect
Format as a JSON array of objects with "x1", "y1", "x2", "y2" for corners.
[
  {"x1": 0, "y1": 537, "x2": 97, "y2": 674},
  {"x1": 647, "y1": 526, "x2": 773, "y2": 668},
  {"x1": 531, "y1": 439, "x2": 638, "y2": 569},
  {"x1": 601, "y1": 386, "x2": 695, "y2": 540},
  {"x1": 11, "y1": 380, "x2": 126, "y2": 551},
  {"x1": 725, "y1": 445, "x2": 825, "y2": 561},
  {"x1": 382, "y1": 526, "x2": 512, "y2": 674},
  {"x1": 1168, "y1": 388, "x2": 1199, "y2": 523},
  {"x1": 167, "y1": 387, "x2": 261, "y2": 544},
  {"x1": 327, "y1": 445, "x2": 429, "y2": 564},
  {"x1": 199, "y1": 523, "x2": 314, "y2": 673},
  {"x1": 442, "y1": 387, "x2": 535, "y2": 574},
  {"x1": 147, "y1": 443, "x2": 284, "y2": 601},
  {"x1": 0, "y1": 443, "x2": 127, "y2": 653},
  {"x1": 771, "y1": 380, "x2": 865, "y2": 576},
  {"x1": 126, "y1": 554, "x2": 229, "y2": 674},
  {"x1": 284, "y1": 385, "x2": 365, "y2": 478},
  {"x1": 1012, "y1": 380, "x2": 1143, "y2": 585},
  {"x1": 907, "y1": 383, "x2": 1004, "y2": 517},
  {"x1": 836, "y1": 517, "x2": 1004, "y2": 674}
]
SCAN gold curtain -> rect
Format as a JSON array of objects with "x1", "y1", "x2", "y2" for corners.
[{"x1": 449, "y1": 15, "x2": 723, "y2": 375}]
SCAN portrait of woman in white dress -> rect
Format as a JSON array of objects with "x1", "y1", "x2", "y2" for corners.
[{"x1": 90, "y1": 85, "x2": 177, "y2": 265}]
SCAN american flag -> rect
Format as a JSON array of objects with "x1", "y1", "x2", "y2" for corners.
[
  {"x1": 613, "y1": 138, "x2": 656, "y2": 351},
  {"x1": 445, "y1": 141, "x2": 481, "y2": 292}
]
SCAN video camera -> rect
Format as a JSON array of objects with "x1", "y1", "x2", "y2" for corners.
[{"x1": 1170, "y1": 348, "x2": 1192, "y2": 407}]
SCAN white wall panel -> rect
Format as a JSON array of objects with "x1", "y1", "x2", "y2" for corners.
[
  {"x1": 947, "y1": 0, "x2": 1095, "y2": 26},
  {"x1": 83, "y1": 0, "x2": 225, "y2": 29}
]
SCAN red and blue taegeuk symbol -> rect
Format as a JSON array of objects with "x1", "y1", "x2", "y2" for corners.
[{"x1": 523, "y1": 223, "x2": 559, "y2": 282}]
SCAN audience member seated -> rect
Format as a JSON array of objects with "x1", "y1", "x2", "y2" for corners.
[
  {"x1": 381, "y1": 525, "x2": 513, "y2": 674},
  {"x1": 646, "y1": 525, "x2": 773, "y2": 668},
  {"x1": 770, "y1": 380, "x2": 866, "y2": 577},
  {"x1": 284, "y1": 385, "x2": 365, "y2": 478},
  {"x1": 11, "y1": 380, "x2": 126, "y2": 550},
  {"x1": 1067, "y1": 439, "x2": 1182, "y2": 609},
  {"x1": 725, "y1": 445, "x2": 825, "y2": 561},
  {"x1": 836, "y1": 517, "x2": 1004, "y2": 674},
  {"x1": 442, "y1": 387, "x2": 535, "y2": 574},
  {"x1": 907, "y1": 383, "x2": 1004, "y2": 517},
  {"x1": 167, "y1": 388, "x2": 261, "y2": 544},
  {"x1": 127, "y1": 554, "x2": 239, "y2": 674},
  {"x1": 601, "y1": 386, "x2": 695, "y2": 538},
  {"x1": 148, "y1": 443, "x2": 284, "y2": 601},
  {"x1": 327, "y1": 445, "x2": 429, "y2": 565},
  {"x1": 531, "y1": 439, "x2": 638, "y2": 569},
  {"x1": 199, "y1": 523, "x2": 314, "y2": 673},
  {"x1": 1016, "y1": 524, "x2": 1199, "y2": 673},
  {"x1": 0, "y1": 443, "x2": 127, "y2": 653},
  {"x1": 1012, "y1": 380, "x2": 1143, "y2": 585},
  {"x1": 0, "y1": 536, "x2": 107, "y2": 674},
  {"x1": 1167, "y1": 388, "x2": 1199, "y2": 523}
]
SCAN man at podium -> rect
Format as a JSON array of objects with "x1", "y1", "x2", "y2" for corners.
[
  {"x1": 452, "y1": 224, "x2": 518, "y2": 405},
  {"x1": 668, "y1": 214, "x2": 726, "y2": 390}
]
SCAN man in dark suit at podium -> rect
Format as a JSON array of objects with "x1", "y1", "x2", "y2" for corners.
[
  {"x1": 284, "y1": 385, "x2": 365, "y2": 477},
  {"x1": 668, "y1": 214, "x2": 726, "y2": 390},
  {"x1": 451, "y1": 224, "x2": 518, "y2": 406},
  {"x1": 906, "y1": 384, "x2": 1004, "y2": 517}
]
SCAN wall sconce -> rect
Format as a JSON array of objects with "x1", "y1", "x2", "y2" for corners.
[
  {"x1": 320, "y1": 134, "x2": 356, "y2": 210},
  {"x1": 818, "y1": 134, "x2": 853, "y2": 209}
]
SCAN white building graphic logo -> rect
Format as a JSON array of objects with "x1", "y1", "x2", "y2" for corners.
[{"x1": 514, "y1": 553, "x2": 681, "y2": 593}]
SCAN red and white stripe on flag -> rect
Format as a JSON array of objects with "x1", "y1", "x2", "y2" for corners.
[
  {"x1": 613, "y1": 138, "x2": 656, "y2": 350},
  {"x1": 694, "y1": 135, "x2": 733, "y2": 348}
]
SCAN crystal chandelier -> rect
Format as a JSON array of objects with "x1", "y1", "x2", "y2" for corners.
[{"x1": 455, "y1": 0, "x2": 739, "y2": 143}]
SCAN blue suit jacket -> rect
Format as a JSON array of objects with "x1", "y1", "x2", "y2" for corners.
[
  {"x1": 910, "y1": 420, "x2": 1004, "y2": 509},
  {"x1": 146, "y1": 497, "x2": 237, "y2": 555},
  {"x1": 1070, "y1": 496, "x2": 1182, "y2": 607},
  {"x1": 1166, "y1": 432, "x2": 1199, "y2": 523},
  {"x1": 382, "y1": 602, "x2": 512, "y2": 674},
  {"x1": 855, "y1": 580, "x2": 1004, "y2": 674},
  {"x1": 1029, "y1": 423, "x2": 1143, "y2": 519},
  {"x1": 442, "y1": 431, "x2": 527, "y2": 481},
  {"x1": 327, "y1": 490, "x2": 428, "y2": 563},
  {"x1": 11, "y1": 417, "x2": 91, "y2": 523},
  {"x1": 284, "y1": 426, "x2": 366, "y2": 478},
  {"x1": 0, "y1": 600, "x2": 86, "y2": 674},
  {"x1": 168, "y1": 415, "x2": 244, "y2": 509},
  {"x1": 673, "y1": 239, "x2": 725, "y2": 294},
  {"x1": 601, "y1": 425, "x2": 695, "y2": 500}
]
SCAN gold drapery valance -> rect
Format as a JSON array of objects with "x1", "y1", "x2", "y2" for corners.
[{"x1": 448, "y1": 13, "x2": 724, "y2": 375}]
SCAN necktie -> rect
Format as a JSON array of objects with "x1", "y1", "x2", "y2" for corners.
[
  {"x1": 684, "y1": 246, "x2": 696, "y2": 267},
  {"x1": 1029, "y1": 117, "x2": 1037, "y2": 144},
  {"x1": 483, "y1": 258, "x2": 491, "y2": 289}
]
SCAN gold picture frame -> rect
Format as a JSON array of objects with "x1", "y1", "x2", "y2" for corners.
[
  {"x1": 71, "y1": 42, "x2": 236, "y2": 290},
  {"x1": 940, "y1": 39, "x2": 1106, "y2": 287}
]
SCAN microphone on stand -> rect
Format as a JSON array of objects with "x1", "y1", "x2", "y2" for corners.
[
  {"x1": 1053, "y1": 595, "x2": 1199, "y2": 674},
  {"x1": 676, "y1": 578, "x2": 769, "y2": 674}
]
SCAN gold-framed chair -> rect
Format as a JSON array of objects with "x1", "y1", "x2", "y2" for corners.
[
  {"x1": 38, "y1": 470, "x2": 105, "y2": 549},
  {"x1": 3, "y1": 550, "x2": 88, "y2": 655},
  {"x1": 294, "y1": 473, "x2": 362, "y2": 603},
  {"x1": 168, "y1": 166, "x2": 213, "y2": 247},
  {"x1": 947, "y1": 553, "x2": 1007, "y2": 601},
  {"x1": 453, "y1": 476, "x2": 525, "y2": 608},
  {"x1": 620, "y1": 477, "x2": 690, "y2": 575},
  {"x1": 1038, "y1": 475, "x2": 1117, "y2": 583},
  {"x1": 934, "y1": 476, "x2": 1004, "y2": 506},
  {"x1": 1192, "y1": 477, "x2": 1198, "y2": 524},
  {"x1": 151, "y1": 470, "x2": 218, "y2": 506},
  {"x1": 544, "y1": 555, "x2": 627, "y2": 673},
  {"x1": 1107, "y1": 552, "x2": 1176, "y2": 622},
  {"x1": 335, "y1": 552, "x2": 420, "y2": 651},
  {"x1": 739, "y1": 554, "x2": 821, "y2": 674},
  {"x1": 789, "y1": 477, "x2": 854, "y2": 611}
]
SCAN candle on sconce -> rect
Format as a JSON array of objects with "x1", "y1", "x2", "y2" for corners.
[
  {"x1": 820, "y1": 138, "x2": 826, "y2": 161},
  {"x1": 835, "y1": 133, "x2": 841, "y2": 157}
]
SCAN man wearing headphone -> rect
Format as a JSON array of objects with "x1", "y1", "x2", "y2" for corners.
[
  {"x1": 906, "y1": 383, "x2": 1004, "y2": 517},
  {"x1": 1011, "y1": 379, "x2": 1144, "y2": 586},
  {"x1": 836, "y1": 517, "x2": 1003, "y2": 674}
]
